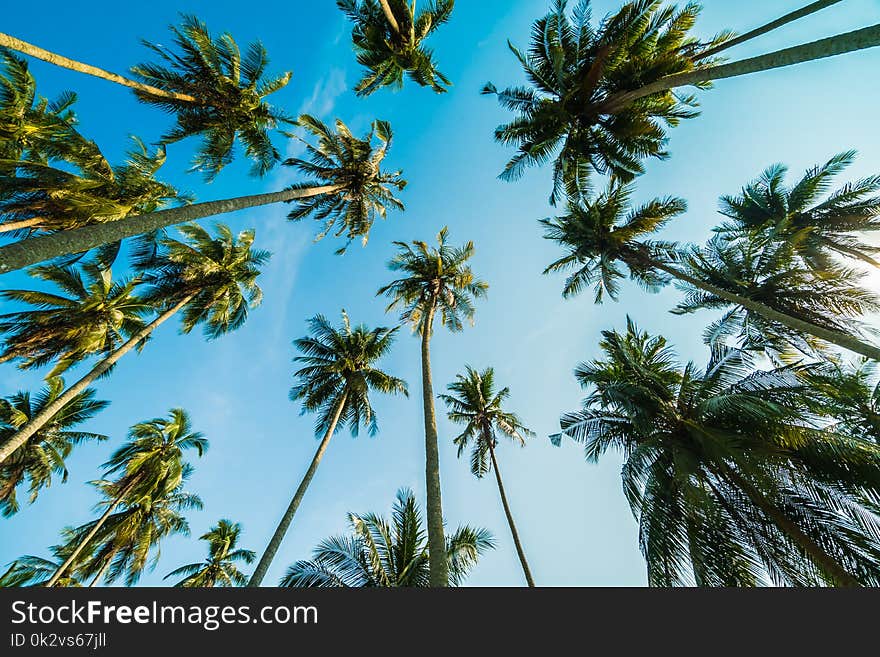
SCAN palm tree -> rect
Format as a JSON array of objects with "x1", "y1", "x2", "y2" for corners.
[
  {"x1": 803, "y1": 360, "x2": 880, "y2": 444},
  {"x1": 0, "y1": 378, "x2": 107, "y2": 516},
  {"x1": 0, "y1": 116, "x2": 405, "y2": 274},
  {"x1": 248, "y1": 311, "x2": 407, "y2": 586},
  {"x1": 0, "y1": 48, "x2": 101, "y2": 168},
  {"x1": 281, "y1": 488, "x2": 494, "y2": 587},
  {"x1": 165, "y1": 519, "x2": 255, "y2": 587},
  {"x1": 337, "y1": 0, "x2": 455, "y2": 96},
  {"x1": 554, "y1": 319, "x2": 880, "y2": 586},
  {"x1": 484, "y1": 1, "x2": 880, "y2": 202},
  {"x1": 1, "y1": 536, "x2": 87, "y2": 587},
  {"x1": 714, "y1": 152, "x2": 880, "y2": 271},
  {"x1": 439, "y1": 366, "x2": 537, "y2": 586},
  {"x1": 673, "y1": 236, "x2": 880, "y2": 361},
  {"x1": 0, "y1": 15, "x2": 293, "y2": 180},
  {"x1": 378, "y1": 227, "x2": 488, "y2": 586},
  {"x1": 45, "y1": 408, "x2": 208, "y2": 587},
  {"x1": 541, "y1": 182, "x2": 880, "y2": 360},
  {"x1": 0, "y1": 264, "x2": 150, "y2": 375},
  {"x1": 0, "y1": 223, "x2": 267, "y2": 467}
]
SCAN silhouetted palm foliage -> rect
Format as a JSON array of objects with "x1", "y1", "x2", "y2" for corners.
[
  {"x1": 337, "y1": 0, "x2": 454, "y2": 96},
  {"x1": 281, "y1": 488, "x2": 493, "y2": 587},
  {"x1": 165, "y1": 519, "x2": 255, "y2": 587},
  {"x1": 804, "y1": 360, "x2": 880, "y2": 444},
  {"x1": 1, "y1": 537, "x2": 86, "y2": 587}
]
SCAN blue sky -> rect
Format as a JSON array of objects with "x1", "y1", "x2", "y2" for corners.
[{"x1": 2, "y1": 0, "x2": 880, "y2": 587}]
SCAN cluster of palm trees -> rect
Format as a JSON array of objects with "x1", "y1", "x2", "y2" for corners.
[{"x1": 2, "y1": 0, "x2": 880, "y2": 588}]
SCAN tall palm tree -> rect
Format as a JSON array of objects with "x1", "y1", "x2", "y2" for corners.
[
  {"x1": 378, "y1": 227, "x2": 488, "y2": 586},
  {"x1": 714, "y1": 152, "x2": 880, "y2": 271},
  {"x1": 541, "y1": 182, "x2": 880, "y2": 360},
  {"x1": 484, "y1": 1, "x2": 880, "y2": 202},
  {"x1": 0, "y1": 116, "x2": 405, "y2": 274},
  {"x1": 248, "y1": 311, "x2": 407, "y2": 586},
  {"x1": 0, "y1": 15, "x2": 293, "y2": 180},
  {"x1": 165, "y1": 519, "x2": 255, "y2": 587},
  {"x1": 554, "y1": 319, "x2": 880, "y2": 586},
  {"x1": 0, "y1": 264, "x2": 150, "y2": 374},
  {"x1": 439, "y1": 366, "x2": 536, "y2": 586},
  {"x1": 46, "y1": 408, "x2": 207, "y2": 587},
  {"x1": 0, "y1": 378, "x2": 107, "y2": 517},
  {"x1": 281, "y1": 488, "x2": 494, "y2": 587},
  {"x1": 0, "y1": 223, "x2": 267, "y2": 467},
  {"x1": 337, "y1": 0, "x2": 455, "y2": 96}
]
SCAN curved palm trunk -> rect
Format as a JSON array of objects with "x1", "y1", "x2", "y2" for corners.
[
  {"x1": 601, "y1": 24, "x2": 880, "y2": 114},
  {"x1": 718, "y1": 464, "x2": 860, "y2": 587},
  {"x1": 46, "y1": 479, "x2": 138, "y2": 587},
  {"x1": 643, "y1": 254, "x2": 880, "y2": 361},
  {"x1": 0, "y1": 217, "x2": 43, "y2": 234},
  {"x1": 0, "y1": 295, "x2": 193, "y2": 466},
  {"x1": 379, "y1": 0, "x2": 402, "y2": 35},
  {"x1": 695, "y1": 1, "x2": 845, "y2": 61},
  {"x1": 487, "y1": 440, "x2": 535, "y2": 587},
  {"x1": 0, "y1": 184, "x2": 344, "y2": 275},
  {"x1": 0, "y1": 32, "x2": 197, "y2": 103},
  {"x1": 248, "y1": 392, "x2": 349, "y2": 587},
  {"x1": 88, "y1": 548, "x2": 118, "y2": 588},
  {"x1": 421, "y1": 300, "x2": 449, "y2": 587}
]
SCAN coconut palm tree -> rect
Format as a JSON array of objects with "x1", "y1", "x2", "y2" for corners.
[
  {"x1": 0, "y1": 15, "x2": 293, "y2": 180},
  {"x1": 281, "y1": 488, "x2": 494, "y2": 587},
  {"x1": 554, "y1": 319, "x2": 880, "y2": 586},
  {"x1": 46, "y1": 408, "x2": 207, "y2": 587},
  {"x1": 0, "y1": 116, "x2": 404, "y2": 274},
  {"x1": 378, "y1": 227, "x2": 488, "y2": 586},
  {"x1": 803, "y1": 360, "x2": 880, "y2": 444},
  {"x1": 165, "y1": 519, "x2": 255, "y2": 587},
  {"x1": 714, "y1": 152, "x2": 880, "y2": 271},
  {"x1": 0, "y1": 223, "x2": 267, "y2": 467},
  {"x1": 248, "y1": 312, "x2": 407, "y2": 587},
  {"x1": 0, "y1": 264, "x2": 150, "y2": 375},
  {"x1": 0, "y1": 378, "x2": 107, "y2": 517},
  {"x1": 541, "y1": 182, "x2": 880, "y2": 360},
  {"x1": 484, "y1": 0, "x2": 880, "y2": 202},
  {"x1": 439, "y1": 366, "x2": 536, "y2": 586},
  {"x1": 673, "y1": 236, "x2": 880, "y2": 361},
  {"x1": 337, "y1": 0, "x2": 455, "y2": 96}
]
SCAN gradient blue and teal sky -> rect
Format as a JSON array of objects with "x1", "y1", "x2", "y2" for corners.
[{"x1": 2, "y1": 1, "x2": 879, "y2": 587}]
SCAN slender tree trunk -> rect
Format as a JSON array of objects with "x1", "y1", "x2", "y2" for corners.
[
  {"x1": 0, "y1": 218, "x2": 43, "y2": 234},
  {"x1": 0, "y1": 353, "x2": 14, "y2": 365},
  {"x1": 642, "y1": 253, "x2": 880, "y2": 361},
  {"x1": 0, "y1": 184, "x2": 344, "y2": 276},
  {"x1": 46, "y1": 480, "x2": 137, "y2": 587},
  {"x1": 247, "y1": 392, "x2": 349, "y2": 587},
  {"x1": 600, "y1": 24, "x2": 880, "y2": 115},
  {"x1": 0, "y1": 32, "x2": 197, "y2": 103},
  {"x1": 88, "y1": 549, "x2": 117, "y2": 588},
  {"x1": 487, "y1": 440, "x2": 535, "y2": 587},
  {"x1": 718, "y1": 464, "x2": 860, "y2": 587},
  {"x1": 0, "y1": 295, "x2": 193, "y2": 466},
  {"x1": 379, "y1": 0, "x2": 402, "y2": 35},
  {"x1": 421, "y1": 300, "x2": 449, "y2": 587},
  {"x1": 695, "y1": 1, "x2": 845, "y2": 61}
]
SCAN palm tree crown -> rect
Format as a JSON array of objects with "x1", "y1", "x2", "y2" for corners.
[
  {"x1": 281, "y1": 488, "x2": 494, "y2": 587},
  {"x1": 0, "y1": 378, "x2": 107, "y2": 516},
  {"x1": 337, "y1": 0, "x2": 455, "y2": 96},
  {"x1": 284, "y1": 114, "x2": 406, "y2": 253},
  {"x1": 165, "y1": 519, "x2": 255, "y2": 587},
  {"x1": 130, "y1": 14, "x2": 293, "y2": 180}
]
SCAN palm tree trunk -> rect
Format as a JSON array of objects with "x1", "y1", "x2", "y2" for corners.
[
  {"x1": 88, "y1": 549, "x2": 118, "y2": 588},
  {"x1": 0, "y1": 294, "x2": 193, "y2": 466},
  {"x1": 601, "y1": 24, "x2": 880, "y2": 114},
  {"x1": 0, "y1": 217, "x2": 43, "y2": 234},
  {"x1": 421, "y1": 300, "x2": 449, "y2": 587},
  {"x1": 46, "y1": 480, "x2": 137, "y2": 587},
  {"x1": 642, "y1": 253, "x2": 880, "y2": 361},
  {"x1": 0, "y1": 32, "x2": 197, "y2": 103},
  {"x1": 379, "y1": 0, "x2": 402, "y2": 35},
  {"x1": 0, "y1": 184, "x2": 344, "y2": 276},
  {"x1": 247, "y1": 391, "x2": 349, "y2": 587},
  {"x1": 695, "y1": 1, "x2": 845, "y2": 61},
  {"x1": 487, "y1": 439, "x2": 535, "y2": 587},
  {"x1": 718, "y1": 464, "x2": 860, "y2": 587}
]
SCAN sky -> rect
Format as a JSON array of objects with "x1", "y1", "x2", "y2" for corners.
[{"x1": 1, "y1": 0, "x2": 880, "y2": 587}]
